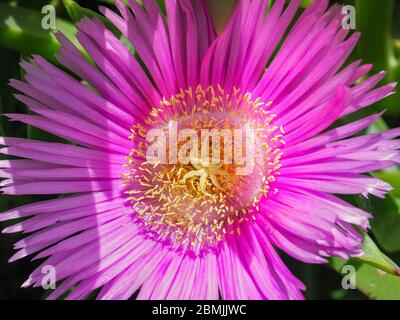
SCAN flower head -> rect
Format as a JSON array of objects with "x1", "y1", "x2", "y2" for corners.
[{"x1": 0, "y1": 0, "x2": 398, "y2": 300}]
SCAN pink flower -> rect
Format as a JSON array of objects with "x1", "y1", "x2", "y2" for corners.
[{"x1": 0, "y1": 0, "x2": 398, "y2": 300}]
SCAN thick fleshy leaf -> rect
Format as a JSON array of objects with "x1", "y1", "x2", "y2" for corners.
[
  {"x1": 0, "y1": 3, "x2": 84, "y2": 63},
  {"x1": 63, "y1": 0, "x2": 136, "y2": 57},
  {"x1": 353, "y1": 232, "x2": 400, "y2": 274},
  {"x1": 331, "y1": 257, "x2": 400, "y2": 300},
  {"x1": 63, "y1": 0, "x2": 120, "y2": 36},
  {"x1": 331, "y1": 233, "x2": 400, "y2": 299}
]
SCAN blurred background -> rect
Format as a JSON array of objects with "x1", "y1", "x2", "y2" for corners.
[{"x1": 0, "y1": 0, "x2": 399, "y2": 300}]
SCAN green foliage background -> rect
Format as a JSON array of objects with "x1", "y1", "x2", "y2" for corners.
[{"x1": 0, "y1": 0, "x2": 399, "y2": 300}]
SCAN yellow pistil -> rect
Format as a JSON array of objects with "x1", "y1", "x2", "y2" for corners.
[{"x1": 181, "y1": 155, "x2": 228, "y2": 195}]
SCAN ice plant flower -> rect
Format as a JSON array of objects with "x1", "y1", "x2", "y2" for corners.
[{"x1": 0, "y1": 0, "x2": 398, "y2": 300}]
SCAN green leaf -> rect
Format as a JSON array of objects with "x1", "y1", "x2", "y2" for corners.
[
  {"x1": 300, "y1": 0, "x2": 313, "y2": 8},
  {"x1": 63, "y1": 0, "x2": 136, "y2": 57},
  {"x1": 0, "y1": 3, "x2": 84, "y2": 63},
  {"x1": 331, "y1": 233, "x2": 400, "y2": 299},
  {"x1": 63, "y1": 0, "x2": 120, "y2": 36},
  {"x1": 356, "y1": 0, "x2": 396, "y2": 73},
  {"x1": 17, "y1": 0, "x2": 61, "y2": 10},
  {"x1": 354, "y1": 232, "x2": 400, "y2": 273},
  {"x1": 355, "y1": 0, "x2": 400, "y2": 116},
  {"x1": 375, "y1": 173, "x2": 400, "y2": 196},
  {"x1": 331, "y1": 258, "x2": 400, "y2": 300}
]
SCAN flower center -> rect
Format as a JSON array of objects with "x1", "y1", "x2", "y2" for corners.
[{"x1": 123, "y1": 85, "x2": 284, "y2": 252}]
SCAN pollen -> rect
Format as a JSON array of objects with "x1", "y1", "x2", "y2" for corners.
[{"x1": 123, "y1": 85, "x2": 285, "y2": 252}]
